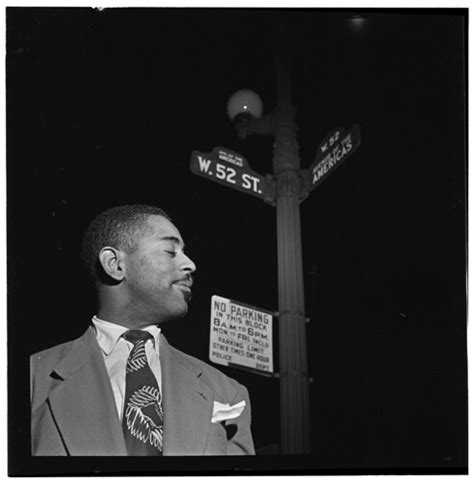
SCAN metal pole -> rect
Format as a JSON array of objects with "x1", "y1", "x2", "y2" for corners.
[{"x1": 273, "y1": 29, "x2": 311, "y2": 454}]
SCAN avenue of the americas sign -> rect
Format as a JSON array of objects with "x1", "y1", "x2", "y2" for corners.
[
  {"x1": 303, "y1": 124, "x2": 361, "y2": 192},
  {"x1": 209, "y1": 295, "x2": 274, "y2": 374},
  {"x1": 190, "y1": 147, "x2": 272, "y2": 200}
]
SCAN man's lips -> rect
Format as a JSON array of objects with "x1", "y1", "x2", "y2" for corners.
[
  {"x1": 174, "y1": 279, "x2": 193, "y2": 302},
  {"x1": 173, "y1": 279, "x2": 193, "y2": 291}
]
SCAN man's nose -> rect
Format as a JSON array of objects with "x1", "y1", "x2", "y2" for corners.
[{"x1": 181, "y1": 252, "x2": 197, "y2": 274}]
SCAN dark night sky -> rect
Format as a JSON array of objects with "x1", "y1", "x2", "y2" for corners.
[{"x1": 7, "y1": 7, "x2": 467, "y2": 473}]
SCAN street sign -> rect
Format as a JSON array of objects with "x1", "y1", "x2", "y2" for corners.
[
  {"x1": 190, "y1": 147, "x2": 274, "y2": 200},
  {"x1": 303, "y1": 124, "x2": 361, "y2": 192},
  {"x1": 209, "y1": 295, "x2": 274, "y2": 374}
]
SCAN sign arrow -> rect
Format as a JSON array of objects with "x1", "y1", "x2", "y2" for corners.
[{"x1": 303, "y1": 124, "x2": 361, "y2": 194}]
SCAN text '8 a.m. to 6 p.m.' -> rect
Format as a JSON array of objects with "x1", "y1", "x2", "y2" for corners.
[{"x1": 190, "y1": 147, "x2": 271, "y2": 200}]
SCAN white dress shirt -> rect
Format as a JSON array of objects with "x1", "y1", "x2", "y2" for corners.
[{"x1": 92, "y1": 316, "x2": 162, "y2": 421}]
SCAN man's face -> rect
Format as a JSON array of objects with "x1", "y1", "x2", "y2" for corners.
[{"x1": 122, "y1": 215, "x2": 196, "y2": 324}]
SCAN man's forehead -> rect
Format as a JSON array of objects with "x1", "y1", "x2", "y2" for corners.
[{"x1": 145, "y1": 215, "x2": 184, "y2": 244}]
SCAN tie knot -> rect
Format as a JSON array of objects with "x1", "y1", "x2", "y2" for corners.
[{"x1": 123, "y1": 329, "x2": 153, "y2": 345}]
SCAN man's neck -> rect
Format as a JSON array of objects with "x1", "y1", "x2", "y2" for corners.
[
  {"x1": 97, "y1": 307, "x2": 162, "y2": 329},
  {"x1": 97, "y1": 287, "x2": 165, "y2": 328}
]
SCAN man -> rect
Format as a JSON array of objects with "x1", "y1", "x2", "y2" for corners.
[{"x1": 30, "y1": 204, "x2": 255, "y2": 456}]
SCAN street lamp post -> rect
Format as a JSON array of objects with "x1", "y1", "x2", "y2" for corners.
[
  {"x1": 200, "y1": 27, "x2": 360, "y2": 455},
  {"x1": 227, "y1": 40, "x2": 311, "y2": 455},
  {"x1": 273, "y1": 44, "x2": 310, "y2": 454}
]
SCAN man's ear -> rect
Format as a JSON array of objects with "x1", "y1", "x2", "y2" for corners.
[{"x1": 98, "y1": 247, "x2": 126, "y2": 282}]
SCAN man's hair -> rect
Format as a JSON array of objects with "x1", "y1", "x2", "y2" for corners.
[{"x1": 81, "y1": 204, "x2": 171, "y2": 283}]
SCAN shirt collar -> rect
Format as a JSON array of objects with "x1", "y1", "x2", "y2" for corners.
[{"x1": 92, "y1": 316, "x2": 161, "y2": 356}]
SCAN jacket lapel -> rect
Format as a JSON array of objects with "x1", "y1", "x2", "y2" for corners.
[
  {"x1": 160, "y1": 336, "x2": 214, "y2": 455},
  {"x1": 48, "y1": 327, "x2": 127, "y2": 455}
]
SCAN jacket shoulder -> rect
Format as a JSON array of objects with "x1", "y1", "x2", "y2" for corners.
[
  {"x1": 30, "y1": 332, "x2": 91, "y2": 410},
  {"x1": 165, "y1": 341, "x2": 245, "y2": 399},
  {"x1": 30, "y1": 338, "x2": 77, "y2": 372}
]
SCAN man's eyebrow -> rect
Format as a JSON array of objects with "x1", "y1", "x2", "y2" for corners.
[{"x1": 158, "y1": 236, "x2": 185, "y2": 248}]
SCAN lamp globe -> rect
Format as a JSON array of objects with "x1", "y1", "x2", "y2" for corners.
[{"x1": 227, "y1": 89, "x2": 263, "y2": 122}]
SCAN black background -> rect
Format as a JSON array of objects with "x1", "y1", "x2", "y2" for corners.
[{"x1": 8, "y1": 7, "x2": 467, "y2": 474}]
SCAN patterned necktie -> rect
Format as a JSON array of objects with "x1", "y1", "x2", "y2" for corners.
[{"x1": 122, "y1": 330, "x2": 163, "y2": 455}]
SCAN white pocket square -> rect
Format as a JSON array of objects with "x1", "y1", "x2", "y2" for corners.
[{"x1": 211, "y1": 400, "x2": 246, "y2": 423}]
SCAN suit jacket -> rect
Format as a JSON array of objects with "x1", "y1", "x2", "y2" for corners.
[{"x1": 30, "y1": 326, "x2": 255, "y2": 456}]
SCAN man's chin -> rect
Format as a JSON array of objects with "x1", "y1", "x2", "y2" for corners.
[
  {"x1": 172, "y1": 300, "x2": 190, "y2": 318},
  {"x1": 173, "y1": 284, "x2": 192, "y2": 304}
]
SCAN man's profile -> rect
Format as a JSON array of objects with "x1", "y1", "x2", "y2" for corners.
[{"x1": 30, "y1": 204, "x2": 255, "y2": 456}]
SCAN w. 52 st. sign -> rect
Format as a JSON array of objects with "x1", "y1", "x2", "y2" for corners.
[
  {"x1": 190, "y1": 125, "x2": 360, "y2": 203},
  {"x1": 190, "y1": 147, "x2": 274, "y2": 201}
]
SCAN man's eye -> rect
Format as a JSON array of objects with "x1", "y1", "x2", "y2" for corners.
[{"x1": 165, "y1": 251, "x2": 177, "y2": 257}]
